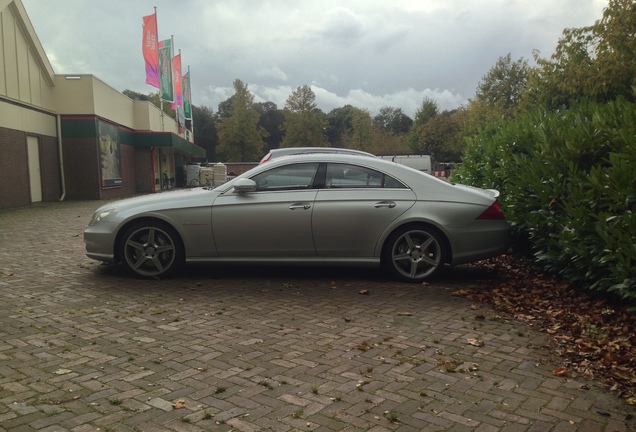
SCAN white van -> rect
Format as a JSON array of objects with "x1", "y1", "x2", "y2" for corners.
[{"x1": 379, "y1": 155, "x2": 432, "y2": 173}]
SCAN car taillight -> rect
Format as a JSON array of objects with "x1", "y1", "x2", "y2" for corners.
[
  {"x1": 259, "y1": 153, "x2": 272, "y2": 164},
  {"x1": 477, "y1": 201, "x2": 506, "y2": 220}
]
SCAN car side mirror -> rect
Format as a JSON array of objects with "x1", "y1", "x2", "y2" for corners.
[{"x1": 233, "y1": 178, "x2": 257, "y2": 193}]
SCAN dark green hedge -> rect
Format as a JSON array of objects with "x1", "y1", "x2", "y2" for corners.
[{"x1": 454, "y1": 99, "x2": 636, "y2": 300}]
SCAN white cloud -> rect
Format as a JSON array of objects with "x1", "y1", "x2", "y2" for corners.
[{"x1": 22, "y1": 0, "x2": 608, "y2": 119}]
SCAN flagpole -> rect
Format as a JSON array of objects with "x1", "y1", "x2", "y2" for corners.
[
  {"x1": 188, "y1": 65, "x2": 193, "y2": 139},
  {"x1": 155, "y1": 6, "x2": 165, "y2": 132}
]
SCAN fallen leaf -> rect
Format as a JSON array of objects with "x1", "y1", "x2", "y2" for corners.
[
  {"x1": 553, "y1": 367, "x2": 570, "y2": 377},
  {"x1": 626, "y1": 398, "x2": 636, "y2": 406},
  {"x1": 467, "y1": 338, "x2": 484, "y2": 347},
  {"x1": 172, "y1": 399, "x2": 187, "y2": 409},
  {"x1": 54, "y1": 369, "x2": 73, "y2": 375}
]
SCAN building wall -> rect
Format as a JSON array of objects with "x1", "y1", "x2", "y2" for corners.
[
  {"x1": 40, "y1": 134, "x2": 61, "y2": 202},
  {"x1": 135, "y1": 147, "x2": 153, "y2": 194},
  {"x1": 0, "y1": 125, "x2": 60, "y2": 209},
  {"x1": 62, "y1": 137, "x2": 101, "y2": 200},
  {"x1": 0, "y1": 126, "x2": 30, "y2": 208},
  {"x1": 0, "y1": 1, "x2": 55, "y2": 109}
]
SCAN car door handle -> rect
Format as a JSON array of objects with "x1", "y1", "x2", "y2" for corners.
[
  {"x1": 374, "y1": 201, "x2": 396, "y2": 208},
  {"x1": 289, "y1": 203, "x2": 311, "y2": 210}
]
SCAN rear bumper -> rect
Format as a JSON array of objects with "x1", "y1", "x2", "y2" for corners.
[{"x1": 448, "y1": 220, "x2": 511, "y2": 265}]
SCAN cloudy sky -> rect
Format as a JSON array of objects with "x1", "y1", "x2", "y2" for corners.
[{"x1": 21, "y1": 0, "x2": 607, "y2": 117}]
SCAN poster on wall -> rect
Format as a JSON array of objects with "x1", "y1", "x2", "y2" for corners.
[{"x1": 99, "y1": 121, "x2": 123, "y2": 188}]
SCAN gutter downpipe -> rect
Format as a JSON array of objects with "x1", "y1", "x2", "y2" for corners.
[{"x1": 57, "y1": 114, "x2": 66, "y2": 201}]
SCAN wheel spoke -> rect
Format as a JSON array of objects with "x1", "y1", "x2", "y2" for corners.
[
  {"x1": 421, "y1": 254, "x2": 439, "y2": 266},
  {"x1": 131, "y1": 254, "x2": 150, "y2": 270},
  {"x1": 393, "y1": 251, "x2": 411, "y2": 262},
  {"x1": 126, "y1": 239, "x2": 145, "y2": 252},
  {"x1": 150, "y1": 256, "x2": 165, "y2": 273},
  {"x1": 403, "y1": 233, "x2": 416, "y2": 249},
  {"x1": 155, "y1": 244, "x2": 174, "y2": 254},
  {"x1": 420, "y1": 237, "x2": 434, "y2": 249},
  {"x1": 147, "y1": 228, "x2": 156, "y2": 245},
  {"x1": 408, "y1": 261, "x2": 420, "y2": 278}
]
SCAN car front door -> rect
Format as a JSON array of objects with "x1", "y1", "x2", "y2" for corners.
[
  {"x1": 212, "y1": 163, "x2": 319, "y2": 257},
  {"x1": 312, "y1": 163, "x2": 416, "y2": 257}
]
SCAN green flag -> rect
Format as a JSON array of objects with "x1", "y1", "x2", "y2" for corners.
[
  {"x1": 183, "y1": 71, "x2": 192, "y2": 119},
  {"x1": 159, "y1": 39, "x2": 173, "y2": 102}
]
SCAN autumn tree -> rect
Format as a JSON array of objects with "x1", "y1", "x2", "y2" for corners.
[
  {"x1": 475, "y1": 54, "x2": 529, "y2": 116},
  {"x1": 418, "y1": 110, "x2": 465, "y2": 161},
  {"x1": 523, "y1": 0, "x2": 636, "y2": 110},
  {"x1": 408, "y1": 97, "x2": 439, "y2": 153},
  {"x1": 216, "y1": 79, "x2": 267, "y2": 162},
  {"x1": 281, "y1": 85, "x2": 328, "y2": 147},
  {"x1": 346, "y1": 108, "x2": 374, "y2": 151}
]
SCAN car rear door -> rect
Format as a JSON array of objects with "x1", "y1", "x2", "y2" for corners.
[{"x1": 312, "y1": 163, "x2": 416, "y2": 257}]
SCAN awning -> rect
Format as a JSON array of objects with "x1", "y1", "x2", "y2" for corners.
[{"x1": 131, "y1": 131, "x2": 206, "y2": 158}]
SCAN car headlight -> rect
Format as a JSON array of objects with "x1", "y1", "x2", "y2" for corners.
[{"x1": 88, "y1": 206, "x2": 117, "y2": 227}]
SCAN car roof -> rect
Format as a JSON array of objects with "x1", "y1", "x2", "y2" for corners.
[{"x1": 266, "y1": 147, "x2": 376, "y2": 159}]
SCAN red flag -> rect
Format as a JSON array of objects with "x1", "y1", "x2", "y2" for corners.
[
  {"x1": 142, "y1": 13, "x2": 160, "y2": 88},
  {"x1": 171, "y1": 53, "x2": 182, "y2": 109}
]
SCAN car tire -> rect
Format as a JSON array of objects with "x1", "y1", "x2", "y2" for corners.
[
  {"x1": 119, "y1": 220, "x2": 184, "y2": 278},
  {"x1": 383, "y1": 225, "x2": 446, "y2": 282}
]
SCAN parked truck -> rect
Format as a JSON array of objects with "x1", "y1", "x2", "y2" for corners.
[{"x1": 379, "y1": 155, "x2": 432, "y2": 174}]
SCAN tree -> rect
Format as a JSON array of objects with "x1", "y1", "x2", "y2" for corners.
[
  {"x1": 474, "y1": 53, "x2": 529, "y2": 116},
  {"x1": 373, "y1": 106, "x2": 413, "y2": 134},
  {"x1": 192, "y1": 105, "x2": 218, "y2": 161},
  {"x1": 254, "y1": 102, "x2": 284, "y2": 153},
  {"x1": 524, "y1": 0, "x2": 636, "y2": 109},
  {"x1": 325, "y1": 105, "x2": 357, "y2": 147},
  {"x1": 418, "y1": 110, "x2": 465, "y2": 161},
  {"x1": 408, "y1": 97, "x2": 439, "y2": 153},
  {"x1": 216, "y1": 79, "x2": 267, "y2": 162},
  {"x1": 281, "y1": 85, "x2": 328, "y2": 147},
  {"x1": 123, "y1": 89, "x2": 149, "y2": 101},
  {"x1": 346, "y1": 108, "x2": 374, "y2": 151}
]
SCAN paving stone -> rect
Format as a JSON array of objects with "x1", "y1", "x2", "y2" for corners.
[{"x1": 0, "y1": 200, "x2": 635, "y2": 430}]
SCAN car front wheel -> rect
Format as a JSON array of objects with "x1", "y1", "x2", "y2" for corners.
[
  {"x1": 383, "y1": 226, "x2": 446, "y2": 282},
  {"x1": 119, "y1": 220, "x2": 183, "y2": 278}
]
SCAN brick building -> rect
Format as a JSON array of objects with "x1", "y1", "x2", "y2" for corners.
[{"x1": 0, "y1": 0, "x2": 204, "y2": 210}]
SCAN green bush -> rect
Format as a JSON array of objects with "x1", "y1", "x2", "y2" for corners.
[{"x1": 454, "y1": 99, "x2": 636, "y2": 300}]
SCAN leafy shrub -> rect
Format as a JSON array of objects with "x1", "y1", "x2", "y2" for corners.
[{"x1": 455, "y1": 99, "x2": 636, "y2": 299}]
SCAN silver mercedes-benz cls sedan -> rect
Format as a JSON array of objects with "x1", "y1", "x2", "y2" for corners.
[{"x1": 84, "y1": 153, "x2": 511, "y2": 282}]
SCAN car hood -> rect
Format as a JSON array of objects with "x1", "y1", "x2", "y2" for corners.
[{"x1": 93, "y1": 187, "x2": 219, "y2": 217}]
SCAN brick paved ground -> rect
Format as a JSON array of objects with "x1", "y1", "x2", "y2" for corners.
[{"x1": 0, "y1": 200, "x2": 634, "y2": 431}]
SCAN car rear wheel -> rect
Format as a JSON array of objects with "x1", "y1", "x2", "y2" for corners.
[
  {"x1": 383, "y1": 226, "x2": 446, "y2": 282},
  {"x1": 119, "y1": 220, "x2": 183, "y2": 278}
]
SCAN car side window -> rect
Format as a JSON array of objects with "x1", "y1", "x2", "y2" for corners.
[
  {"x1": 250, "y1": 163, "x2": 319, "y2": 192},
  {"x1": 325, "y1": 164, "x2": 407, "y2": 189}
]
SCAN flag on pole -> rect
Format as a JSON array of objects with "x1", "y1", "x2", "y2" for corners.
[
  {"x1": 171, "y1": 52, "x2": 183, "y2": 110},
  {"x1": 183, "y1": 70, "x2": 192, "y2": 120},
  {"x1": 158, "y1": 39, "x2": 174, "y2": 102},
  {"x1": 142, "y1": 13, "x2": 160, "y2": 88}
]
